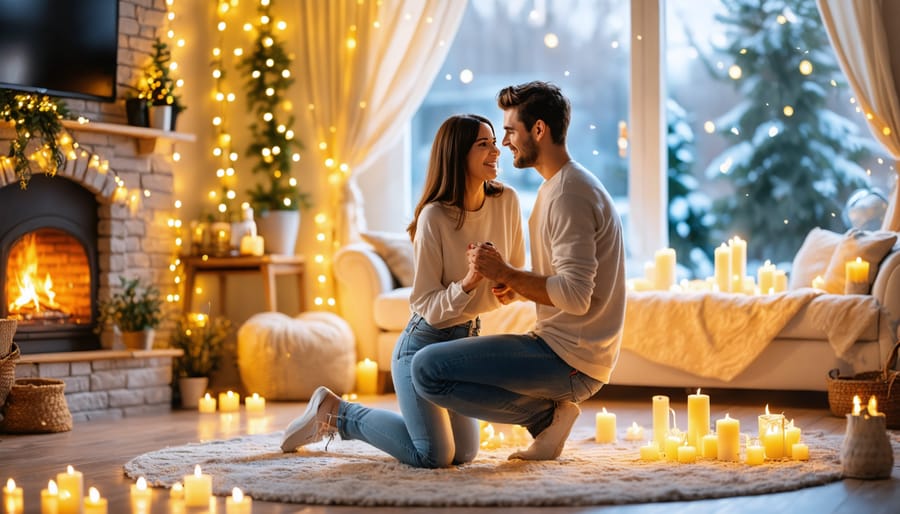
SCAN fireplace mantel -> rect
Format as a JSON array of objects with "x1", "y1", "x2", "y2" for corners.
[{"x1": 61, "y1": 119, "x2": 196, "y2": 154}]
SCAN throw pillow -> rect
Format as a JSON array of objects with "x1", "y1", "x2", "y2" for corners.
[
  {"x1": 821, "y1": 229, "x2": 898, "y2": 294},
  {"x1": 789, "y1": 227, "x2": 842, "y2": 290},
  {"x1": 360, "y1": 231, "x2": 415, "y2": 287}
]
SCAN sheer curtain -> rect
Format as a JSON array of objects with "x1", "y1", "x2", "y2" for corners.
[
  {"x1": 287, "y1": 0, "x2": 467, "y2": 246},
  {"x1": 817, "y1": 0, "x2": 900, "y2": 230}
]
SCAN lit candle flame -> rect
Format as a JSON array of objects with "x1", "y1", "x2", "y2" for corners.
[
  {"x1": 88, "y1": 487, "x2": 100, "y2": 502},
  {"x1": 867, "y1": 396, "x2": 879, "y2": 416},
  {"x1": 852, "y1": 395, "x2": 861, "y2": 416},
  {"x1": 48, "y1": 480, "x2": 58, "y2": 495},
  {"x1": 5, "y1": 479, "x2": 15, "y2": 492},
  {"x1": 764, "y1": 404, "x2": 770, "y2": 415},
  {"x1": 136, "y1": 476, "x2": 147, "y2": 491},
  {"x1": 232, "y1": 487, "x2": 244, "y2": 502},
  {"x1": 194, "y1": 465, "x2": 202, "y2": 477}
]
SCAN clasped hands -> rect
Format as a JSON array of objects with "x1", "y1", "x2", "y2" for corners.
[{"x1": 464, "y1": 241, "x2": 515, "y2": 304}]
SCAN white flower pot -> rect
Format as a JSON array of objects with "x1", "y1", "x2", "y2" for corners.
[
  {"x1": 149, "y1": 104, "x2": 173, "y2": 131},
  {"x1": 256, "y1": 210, "x2": 300, "y2": 255},
  {"x1": 178, "y1": 376, "x2": 209, "y2": 409}
]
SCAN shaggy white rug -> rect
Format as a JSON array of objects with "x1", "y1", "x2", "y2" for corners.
[{"x1": 120, "y1": 427, "x2": 888, "y2": 507}]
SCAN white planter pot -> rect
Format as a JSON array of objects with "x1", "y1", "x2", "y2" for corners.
[
  {"x1": 256, "y1": 210, "x2": 300, "y2": 255},
  {"x1": 178, "y1": 376, "x2": 209, "y2": 409},
  {"x1": 121, "y1": 329, "x2": 155, "y2": 350},
  {"x1": 149, "y1": 105, "x2": 173, "y2": 131}
]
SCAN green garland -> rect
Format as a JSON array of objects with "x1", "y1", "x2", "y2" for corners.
[
  {"x1": 237, "y1": 0, "x2": 308, "y2": 213},
  {"x1": 0, "y1": 90, "x2": 69, "y2": 189}
]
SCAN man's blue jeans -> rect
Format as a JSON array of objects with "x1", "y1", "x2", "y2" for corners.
[
  {"x1": 336, "y1": 313, "x2": 480, "y2": 468},
  {"x1": 410, "y1": 332, "x2": 604, "y2": 438}
]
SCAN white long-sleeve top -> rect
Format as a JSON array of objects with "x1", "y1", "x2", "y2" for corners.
[
  {"x1": 410, "y1": 187, "x2": 526, "y2": 329},
  {"x1": 531, "y1": 161, "x2": 626, "y2": 384}
]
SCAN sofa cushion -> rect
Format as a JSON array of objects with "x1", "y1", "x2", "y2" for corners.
[
  {"x1": 777, "y1": 294, "x2": 878, "y2": 341},
  {"x1": 790, "y1": 227, "x2": 842, "y2": 290},
  {"x1": 361, "y1": 231, "x2": 415, "y2": 287},
  {"x1": 374, "y1": 287, "x2": 413, "y2": 331},
  {"x1": 822, "y1": 229, "x2": 897, "y2": 294}
]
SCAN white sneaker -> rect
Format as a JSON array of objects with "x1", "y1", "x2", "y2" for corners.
[
  {"x1": 280, "y1": 386, "x2": 341, "y2": 452},
  {"x1": 508, "y1": 401, "x2": 580, "y2": 461}
]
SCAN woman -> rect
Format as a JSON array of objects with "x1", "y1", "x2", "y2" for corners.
[{"x1": 280, "y1": 114, "x2": 526, "y2": 468}]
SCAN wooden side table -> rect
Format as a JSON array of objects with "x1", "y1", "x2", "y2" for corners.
[{"x1": 181, "y1": 254, "x2": 306, "y2": 315}]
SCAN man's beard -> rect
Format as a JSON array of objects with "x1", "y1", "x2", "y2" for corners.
[{"x1": 512, "y1": 136, "x2": 538, "y2": 168}]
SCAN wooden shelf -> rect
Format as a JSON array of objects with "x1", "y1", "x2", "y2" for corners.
[{"x1": 61, "y1": 119, "x2": 196, "y2": 154}]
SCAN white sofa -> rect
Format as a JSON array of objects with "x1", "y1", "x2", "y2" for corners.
[{"x1": 333, "y1": 238, "x2": 900, "y2": 392}]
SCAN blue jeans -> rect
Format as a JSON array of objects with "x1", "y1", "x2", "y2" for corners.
[
  {"x1": 336, "y1": 314, "x2": 481, "y2": 468},
  {"x1": 410, "y1": 333, "x2": 604, "y2": 438}
]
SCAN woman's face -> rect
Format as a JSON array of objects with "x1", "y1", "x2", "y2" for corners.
[{"x1": 466, "y1": 122, "x2": 500, "y2": 184}]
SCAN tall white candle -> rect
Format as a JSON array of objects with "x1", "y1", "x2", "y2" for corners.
[
  {"x1": 183, "y1": 465, "x2": 212, "y2": 507},
  {"x1": 714, "y1": 243, "x2": 732, "y2": 292},
  {"x1": 716, "y1": 414, "x2": 740, "y2": 461},
  {"x1": 729, "y1": 236, "x2": 747, "y2": 286},
  {"x1": 56, "y1": 466, "x2": 83, "y2": 514},
  {"x1": 652, "y1": 395, "x2": 669, "y2": 451},
  {"x1": 594, "y1": 408, "x2": 617, "y2": 443},
  {"x1": 653, "y1": 248, "x2": 677, "y2": 291},
  {"x1": 687, "y1": 389, "x2": 710, "y2": 449}
]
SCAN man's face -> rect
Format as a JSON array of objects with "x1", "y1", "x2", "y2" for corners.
[{"x1": 501, "y1": 109, "x2": 538, "y2": 169}]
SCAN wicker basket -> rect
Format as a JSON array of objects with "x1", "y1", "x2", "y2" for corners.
[
  {"x1": 0, "y1": 378, "x2": 72, "y2": 433},
  {"x1": 0, "y1": 318, "x2": 16, "y2": 358},
  {"x1": 0, "y1": 343, "x2": 20, "y2": 422},
  {"x1": 826, "y1": 340, "x2": 900, "y2": 429}
]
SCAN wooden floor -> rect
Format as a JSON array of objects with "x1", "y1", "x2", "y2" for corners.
[{"x1": 1, "y1": 386, "x2": 898, "y2": 514}]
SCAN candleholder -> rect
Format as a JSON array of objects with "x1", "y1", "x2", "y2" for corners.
[{"x1": 840, "y1": 413, "x2": 893, "y2": 479}]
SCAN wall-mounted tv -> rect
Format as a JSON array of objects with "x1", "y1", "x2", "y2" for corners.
[{"x1": 0, "y1": 0, "x2": 119, "y2": 102}]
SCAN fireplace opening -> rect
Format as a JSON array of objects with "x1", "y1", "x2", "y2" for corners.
[{"x1": 0, "y1": 175, "x2": 100, "y2": 353}]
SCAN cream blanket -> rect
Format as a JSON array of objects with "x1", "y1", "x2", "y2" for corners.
[{"x1": 621, "y1": 289, "x2": 894, "y2": 381}]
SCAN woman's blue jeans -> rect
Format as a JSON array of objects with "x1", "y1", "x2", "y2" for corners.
[
  {"x1": 336, "y1": 313, "x2": 481, "y2": 468},
  {"x1": 410, "y1": 332, "x2": 604, "y2": 438}
]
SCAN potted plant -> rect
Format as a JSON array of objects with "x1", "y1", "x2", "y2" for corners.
[
  {"x1": 169, "y1": 313, "x2": 232, "y2": 408},
  {"x1": 95, "y1": 276, "x2": 163, "y2": 350},
  {"x1": 135, "y1": 37, "x2": 186, "y2": 131}
]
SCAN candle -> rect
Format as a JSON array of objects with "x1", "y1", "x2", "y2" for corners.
[
  {"x1": 652, "y1": 395, "x2": 669, "y2": 451},
  {"x1": 716, "y1": 414, "x2": 740, "y2": 461},
  {"x1": 169, "y1": 482, "x2": 184, "y2": 500},
  {"x1": 784, "y1": 421, "x2": 801, "y2": 458},
  {"x1": 811, "y1": 275, "x2": 825, "y2": 289},
  {"x1": 714, "y1": 243, "x2": 732, "y2": 292},
  {"x1": 701, "y1": 433, "x2": 718, "y2": 459},
  {"x1": 219, "y1": 390, "x2": 241, "y2": 412},
  {"x1": 355, "y1": 358, "x2": 378, "y2": 395},
  {"x1": 791, "y1": 443, "x2": 809, "y2": 461},
  {"x1": 594, "y1": 408, "x2": 617, "y2": 443},
  {"x1": 225, "y1": 487, "x2": 253, "y2": 514},
  {"x1": 131, "y1": 476, "x2": 152, "y2": 513},
  {"x1": 83, "y1": 487, "x2": 107, "y2": 514},
  {"x1": 245, "y1": 393, "x2": 266, "y2": 413},
  {"x1": 729, "y1": 236, "x2": 747, "y2": 288},
  {"x1": 198, "y1": 393, "x2": 217, "y2": 413},
  {"x1": 763, "y1": 423, "x2": 785, "y2": 459},
  {"x1": 773, "y1": 269, "x2": 787, "y2": 293},
  {"x1": 687, "y1": 388, "x2": 710, "y2": 449},
  {"x1": 757, "y1": 405, "x2": 785, "y2": 439},
  {"x1": 4, "y1": 478, "x2": 23, "y2": 514},
  {"x1": 624, "y1": 421, "x2": 645, "y2": 442},
  {"x1": 640, "y1": 442, "x2": 661, "y2": 461},
  {"x1": 183, "y1": 465, "x2": 212, "y2": 507},
  {"x1": 844, "y1": 257, "x2": 870, "y2": 294},
  {"x1": 56, "y1": 466, "x2": 83, "y2": 514},
  {"x1": 677, "y1": 443, "x2": 697, "y2": 464},
  {"x1": 240, "y1": 234, "x2": 265, "y2": 256},
  {"x1": 41, "y1": 480, "x2": 58, "y2": 514},
  {"x1": 664, "y1": 432, "x2": 683, "y2": 462},
  {"x1": 746, "y1": 440, "x2": 765, "y2": 466},
  {"x1": 653, "y1": 248, "x2": 676, "y2": 291},
  {"x1": 757, "y1": 260, "x2": 775, "y2": 295}
]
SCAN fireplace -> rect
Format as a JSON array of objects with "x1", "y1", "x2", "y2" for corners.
[{"x1": 0, "y1": 175, "x2": 100, "y2": 353}]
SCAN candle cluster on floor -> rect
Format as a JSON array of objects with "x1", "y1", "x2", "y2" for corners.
[
  {"x1": 197, "y1": 391, "x2": 268, "y2": 415},
  {"x1": 595, "y1": 390, "x2": 815, "y2": 466},
  {"x1": 4, "y1": 465, "x2": 253, "y2": 513}
]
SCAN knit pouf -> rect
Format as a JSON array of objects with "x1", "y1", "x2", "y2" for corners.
[{"x1": 237, "y1": 311, "x2": 356, "y2": 400}]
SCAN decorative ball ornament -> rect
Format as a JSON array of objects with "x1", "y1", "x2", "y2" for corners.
[{"x1": 844, "y1": 188, "x2": 888, "y2": 230}]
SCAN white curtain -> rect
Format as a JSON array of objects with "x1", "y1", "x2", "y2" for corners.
[
  {"x1": 817, "y1": 0, "x2": 900, "y2": 231},
  {"x1": 287, "y1": 0, "x2": 467, "y2": 246}
]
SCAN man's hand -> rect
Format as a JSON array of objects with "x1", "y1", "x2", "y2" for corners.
[{"x1": 467, "y1": 241, "x2": 509, "y2": 283}]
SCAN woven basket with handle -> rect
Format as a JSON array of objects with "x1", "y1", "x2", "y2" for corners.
[
  {"x1": 0, "y1": 318, "x2": 16, "y2": 358},
  {"x1": 826, "y1": 339, "x2": 900, "y2": 429},
  {"x1": 0, "y1": 378, "x2": 73, "y2": 433}
]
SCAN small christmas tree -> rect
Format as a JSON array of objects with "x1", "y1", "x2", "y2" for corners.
[{"x1": 139, "y1": 38, "x2": 185, "y2": 115}]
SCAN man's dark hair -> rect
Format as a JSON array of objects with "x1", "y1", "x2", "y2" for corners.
[{"x1": 497, "y1": 81, "x2": 570, "y2": 145}]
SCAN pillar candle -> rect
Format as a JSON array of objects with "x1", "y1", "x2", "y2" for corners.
[
  {"x1": 716, "y1": 414, "x2": 740, "y2": 461},
  {"x1": 811, "y1": 275, "x2": 825, "y2": 290},
  {"x1": 245, "y1": 393, "x2": 266, "y2": 413},
  {"x1": 757, "y1": 260, "x2": 775, "y2": 295},
  {"x1": 4, "y1": 479, "x2": 23, "y2": 514},
  {"x1": 729, "y1": 236, "x2": 747, "y2": 286},
  {"x1": 183, "y1": 465, "x2": 212, "y2": 507},
  {"x1": 225, "y1": 487, "x2": 253, "y2": 514},
  {"x1": 687, "y1": 389, "x2": 710, "y2": 449},
  {"x1": 169, "y1": 483, "x2": 184, "y2": 500},
  {"x1": 83, "y1": 487, "x2": 107, "y2": 514},
  {"x1": 714, "y1": 243, "x2": 732, "y2": 292},
  {"x1": 701, "y1": 433, "x2": 718, "y2": 459},
  {"x1": 240, "y1": 235, "x2": 265, "y2": 256},
  {"x1": 624, "y1": 421, "x2": 645, "y2": 442},
  {"x1": 784, "y1": 422, "x2": 801, "y2": 458},
  {"x1": 595, "y1": 408, "x2": 617, "y2": 443},
  {"x1": 131, "y1": 476, "x2": 152, "y2": 514},
  {"x1": 844, "y1": 257, "x2": 870, "y2": 294},
  {"x1": 653, "y1": 248, "x2": 676, "y2": 291},
  {"x1": 665, "y1": 433, "x2": 683, "y2": 462},
  {"x1": 763, "y1": 423, "x2": 785, "y2": 459},
  {"x1": 773, "y1": 269, "x2": 787, "y2": 293},
  {"x1": 639, "y1": 442, "x2": 661, "y2": 461},
  {"x1": 356, "y1": 358, "x2": 378, "y2": 395},
  {"x1": 757, "y1": 406, "x2": 785, "y2": 439},
  {"x1": 652, "y1": 395, "x2": 670, "y2": 451},
  {"x1": 198, "y1": 393, "x2": 217, "y2": 413},
  {"x1": 791, "y1": 443, "x2": 809, "y2": 461},
  {"x1": 218, "y1": 391, "x2": 240, "y2": 412},
  {"x1": 677, "y1": 443, "x2": 697, "y2": 464},
  {"x1": 746, "y1": 441, "x2": 765, "y2": 466},
  {"x1": 41, "y1": 480, "x2": 58, "y2": 514},
  {"x1": 56, "y1": 466, "x2": 83, "y2": 514}
]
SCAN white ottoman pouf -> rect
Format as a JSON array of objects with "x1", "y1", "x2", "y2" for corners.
[{"x1": 237, "y1": 311, "x2": 356, "y2": 400}]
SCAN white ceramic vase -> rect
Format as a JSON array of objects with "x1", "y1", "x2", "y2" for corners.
[
  {"x1": 256, "y1": 210, "x2": 300, "y2": 255},
  {"x1": 178, "y1": 376, "x2": 209, "y2": 409},
  {"x1": 149, "y1": 104, "x2": 172, "y2": 131}
]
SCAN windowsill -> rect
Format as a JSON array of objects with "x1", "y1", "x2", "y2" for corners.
[{"x1": 18, "y1": 348, "x2": 183, "y2": 364}]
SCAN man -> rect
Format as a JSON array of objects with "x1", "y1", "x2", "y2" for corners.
[{"x1": 410, "y1": 81, "x2": 627, "y2": 461}]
